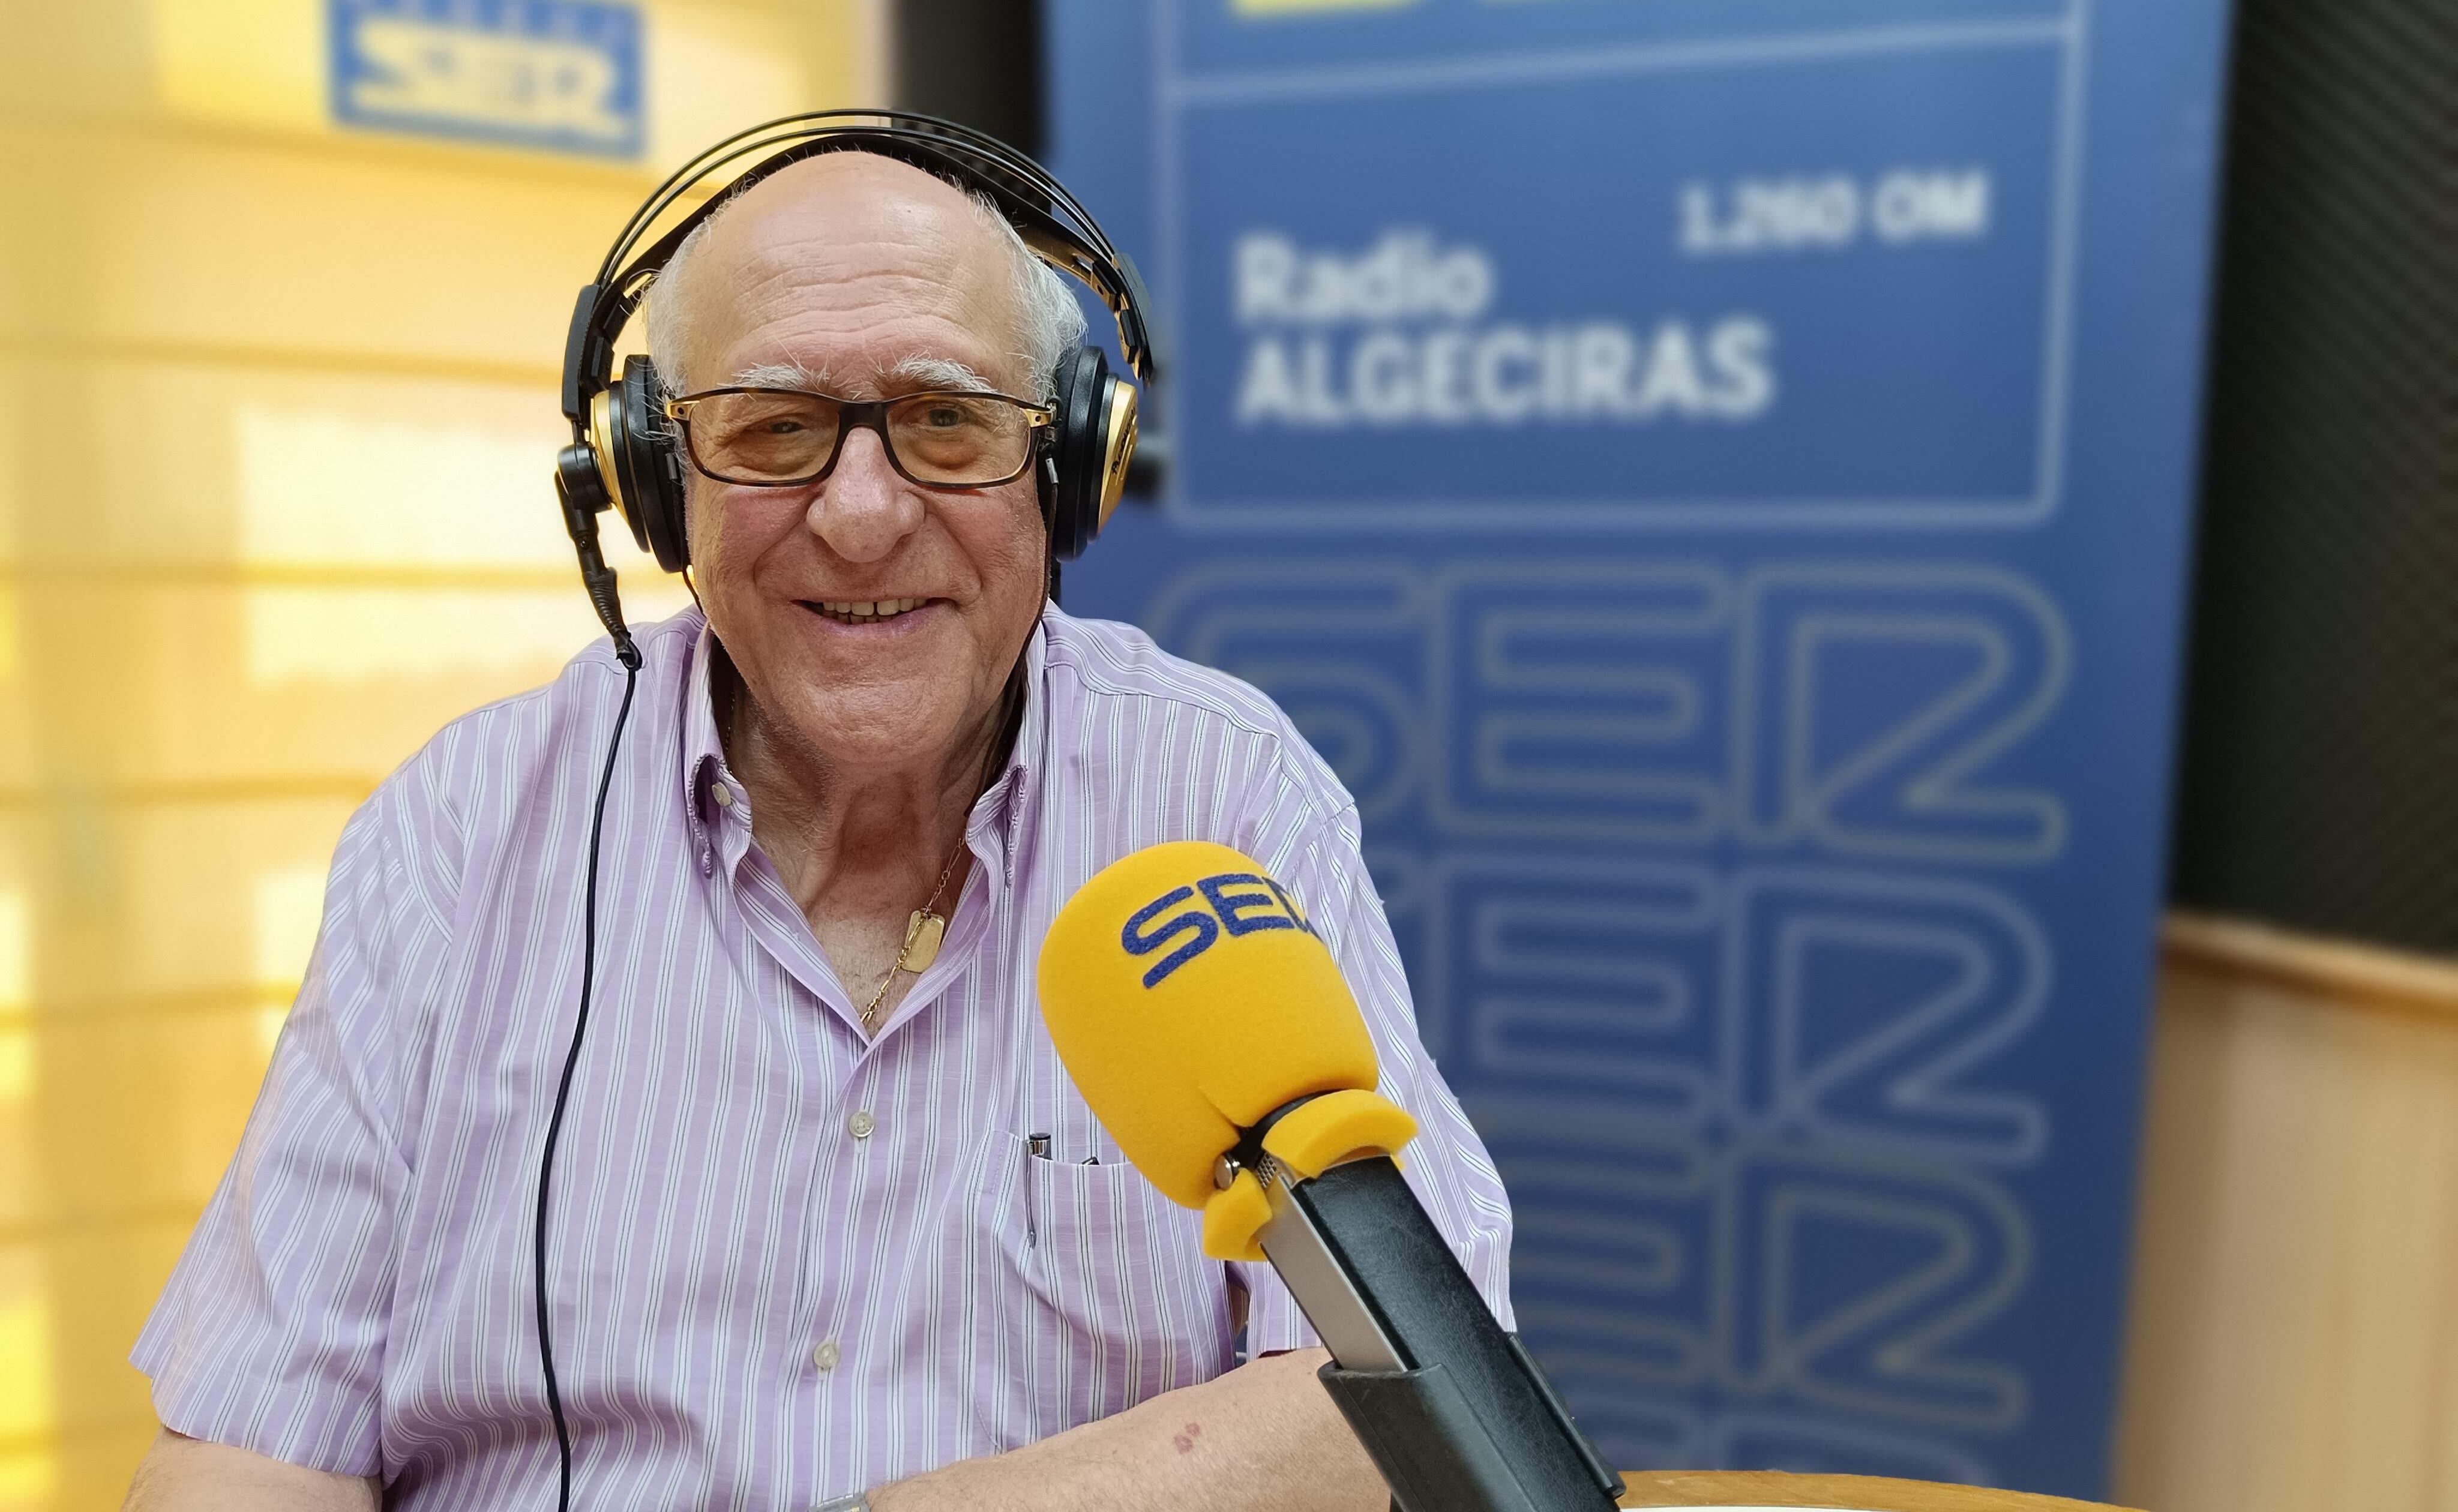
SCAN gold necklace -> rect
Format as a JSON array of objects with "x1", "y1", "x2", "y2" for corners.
[{"x1": 860, "y1": 841, "x2": 967, "y2": 1035}]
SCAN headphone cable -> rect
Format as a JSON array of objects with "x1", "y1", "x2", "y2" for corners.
[{"x1": 535, "y1": 634, "x2": 642, "y2": 1512}]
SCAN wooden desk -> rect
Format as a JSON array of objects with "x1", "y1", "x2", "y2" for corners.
[{"x1": 1618, "y1": 1469, "x2": 2139, "y2": 1511}]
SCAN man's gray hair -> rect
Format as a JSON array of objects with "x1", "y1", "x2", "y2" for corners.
[{"x1": 644, "y1": 166, "x2": 1088, "y2": 401}]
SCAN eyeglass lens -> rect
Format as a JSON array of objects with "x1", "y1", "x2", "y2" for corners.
[{"x1": 684, "y1": 391, "x2": 1036, "y2": 486}]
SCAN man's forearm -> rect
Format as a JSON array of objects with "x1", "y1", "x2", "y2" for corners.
[
  {"x1": 869, "y1": 1349, "x2": 1386, "y2": 1512},
  {"x1": 123, "y1": 1430, "x2": 380, "y2": 1512}
]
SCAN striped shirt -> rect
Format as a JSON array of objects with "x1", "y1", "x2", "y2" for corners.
[{"x1": 133, "y1": 605, "x2": 1514, "y2": 1510}]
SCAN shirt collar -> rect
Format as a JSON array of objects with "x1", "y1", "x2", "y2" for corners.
[
  {"x1": 678, "y1": 607, "x2": 1052, "y2": 887},
  {"x1": 970, "y1": 611, "x2": 1050, "y2": 887}
]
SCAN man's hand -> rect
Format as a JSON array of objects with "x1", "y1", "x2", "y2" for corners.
[
  {"x1": 121, "y1": 1352, "x2": 1386, "y2": 1511},
  {"x1": 870, "y1": 1349, "x2": 1386, "y2": 1512},
  {"x1": 122, "y1": 1430, "x2": 379, "y2": 1511}
]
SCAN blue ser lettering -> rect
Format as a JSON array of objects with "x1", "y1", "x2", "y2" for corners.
[
  {"x1": 1122, "y1": 886, "x2": 1221, "y2": 987},
  {"x1": 1197, "y1": 872, "x2": 1299, "y2": 937}
]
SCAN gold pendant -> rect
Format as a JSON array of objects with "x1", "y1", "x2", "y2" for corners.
[{"x1": 903, "y1": 909, "x2": 946, "y2": 974}]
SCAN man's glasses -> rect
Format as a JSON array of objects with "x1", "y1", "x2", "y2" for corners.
[{"x1": 663, "y1": 387, "x2": 1056, "y2": 490}]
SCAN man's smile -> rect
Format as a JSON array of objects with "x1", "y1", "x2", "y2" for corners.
[{"x1": 797, "y1": 595, "x2": 949, "y2": 627}]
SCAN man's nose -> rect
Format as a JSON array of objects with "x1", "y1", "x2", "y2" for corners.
[{"x1": 806, "y1": 427, "x2": 924, "y2": 563}]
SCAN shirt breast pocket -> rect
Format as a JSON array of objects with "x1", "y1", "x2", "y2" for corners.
[{"x1": 971, "y1": 1130, "x2": 1231, "y2": 1435}]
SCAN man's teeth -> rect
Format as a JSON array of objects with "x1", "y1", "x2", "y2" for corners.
[{"x1": 813, "y1": 597, "x2": 928, "y2": 623}]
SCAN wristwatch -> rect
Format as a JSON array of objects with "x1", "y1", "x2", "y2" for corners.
[{"x1": 815, "y1": 1495, "x2": 871, "y2": 1512}]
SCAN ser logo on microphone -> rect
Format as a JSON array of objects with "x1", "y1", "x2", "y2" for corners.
[{"x1": 1120, "y1": 872, "x2": 1318, "y2": 988}]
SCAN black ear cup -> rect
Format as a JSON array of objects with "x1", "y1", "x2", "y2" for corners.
[
  {"x1": 1045, "y1": 345, "x2": 1136, "y2": 562},
  {"x1": 1047, "y1": 345, "x2": 1103, "y2": 560},
  {"x1": 601, "y1": 355, "x2": 692, "y2": 572}
]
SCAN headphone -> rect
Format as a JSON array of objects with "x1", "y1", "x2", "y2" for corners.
[
  {"x1": 550, "y1": 109, "x2": 1162, "y2": 660},
  {"x1": 533, "y1": 114, "x2": 1159, "y2": 1512}
]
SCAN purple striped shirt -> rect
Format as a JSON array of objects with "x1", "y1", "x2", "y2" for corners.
[{"x1": 134, "y1": 605, "x2": 1514, "y2": 1509}]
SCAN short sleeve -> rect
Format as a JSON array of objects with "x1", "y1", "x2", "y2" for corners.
[
  {"x1": 1237, "y1": 805, "x2": 1516, "y2": 1357},
  {"x1": 130, "y1": 787, "x2": 423, "y2": 1477}
]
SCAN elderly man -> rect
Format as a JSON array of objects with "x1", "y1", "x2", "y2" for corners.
[{"x1": 124, "y1": 152, "x2": 1513, "y2": 1510}]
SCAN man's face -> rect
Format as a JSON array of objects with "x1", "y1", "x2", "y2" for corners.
[{"x1": 678, "y1": 155, "x2": 1047, "y2": 778}]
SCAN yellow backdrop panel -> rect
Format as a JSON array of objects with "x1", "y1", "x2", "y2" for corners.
[{"x1": 0, "y1": 2, "x2": 874, "y2": 1504}]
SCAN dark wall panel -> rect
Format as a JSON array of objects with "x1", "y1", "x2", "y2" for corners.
[
  {"x1": 892, "y1": 0, "x2": 1044, "y2": 158},
  {"x1": 2169, "y1": 0, "x2": 2458, "y2": 955}
]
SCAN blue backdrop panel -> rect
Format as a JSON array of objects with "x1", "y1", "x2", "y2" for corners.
[{"x1": 1051, "y1": 1, "x2": 2229, "y2": 1497}]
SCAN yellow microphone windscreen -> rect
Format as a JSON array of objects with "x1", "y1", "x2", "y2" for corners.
[{"x1": 1038, "y1": 841, "x2": 1383, "y2": 1210}]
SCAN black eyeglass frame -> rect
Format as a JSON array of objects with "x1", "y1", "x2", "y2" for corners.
[{"x1": 662, "y1": 386, "x2": 1057, "y2": 490}]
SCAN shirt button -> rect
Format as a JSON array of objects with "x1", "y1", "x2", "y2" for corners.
[
  {"x1": 847, "y1": 1110, "x2": 876, "y2": 1140},
  {"x1": 813, "y1": 1339, "x2": 840, "y2": 1372},
  {"x1": 711, "y1": 783, "x2": 734, "y2": 809}
]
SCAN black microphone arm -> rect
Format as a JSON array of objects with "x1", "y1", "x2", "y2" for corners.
[{"x1": 1227, "y1": 1105, "x2": 1625, "y2": 1512}]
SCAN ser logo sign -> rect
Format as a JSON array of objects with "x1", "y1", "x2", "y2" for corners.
[
  {"x1": 1122, "y1": 872, "x2": 1318, "y2": 988},
  {"x1": 328, "y1": 0, "x2": 646, "y2": 160}
]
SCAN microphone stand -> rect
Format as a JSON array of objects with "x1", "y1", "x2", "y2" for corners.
[{"x1": 1231, "y1": 1108, "x2": 1624, "y2": 1512}]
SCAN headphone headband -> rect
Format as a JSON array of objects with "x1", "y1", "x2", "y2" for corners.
[{"x1": 560, "y1": 110, "x2": 1161, "y2": 430}]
